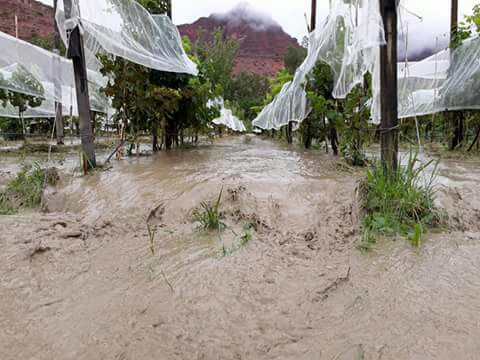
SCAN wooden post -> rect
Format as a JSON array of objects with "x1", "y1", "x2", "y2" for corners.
[
  {"x1": 167, "y1": 0, "x2": 172, "y2": 19},
  {"x1": 449, "y1": 0, "x2": 464, "y2": 150},
  {"x1": 451, "y1": 0, "x2": 458, "y2": 40},
  {"x1": 311, "y1": 0, "x2": 317, "y2": 32},
  {"x1": 287, "y1": 0, "x2": 317, "y2": 145},
  {"x1": 64, "y1": 0, "x2": 96, "y2": 169},
  {"x1": 53, "y1": 0, "x2": 64, "y2": 145},
  {"x1": 380, "y1": 0, "x2": 399, "y2": 172}
]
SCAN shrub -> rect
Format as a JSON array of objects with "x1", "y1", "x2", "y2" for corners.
[
  {"x1": 360, "y1": 152, "x2": 443, "y2": 246},
  {"x1": 0, "y1": 164, "x2": 58, "y2": 214},
  {"x1": 193, "y1": 188, "x2": 224, "y2": 230}
]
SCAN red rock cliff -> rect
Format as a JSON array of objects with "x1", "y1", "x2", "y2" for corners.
[
  {"x1": 178, "y1": 3, "x2": 299, "y2": 77},
  {"x1": 0, "y1": 0, "x2": 54, "y2": 40}
]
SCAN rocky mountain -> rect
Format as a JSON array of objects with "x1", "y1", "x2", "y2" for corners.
[
  {"x1": 178, "y1": 3, "x2": 300, "y2": 77},
  {"x1": 0, "y1": 0, "x2": 54, "y2": 40}
]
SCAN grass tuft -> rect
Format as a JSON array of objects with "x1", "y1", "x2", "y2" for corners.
[
  {"x1": 0, "y1": 164, "x2": 58, "y2": 215},
  {"x1": 359, "y1": 151, "x2": 443, "y2": 247},
  {"x1": 193, "y1": 187, "x2": 224, "y2": 230}
]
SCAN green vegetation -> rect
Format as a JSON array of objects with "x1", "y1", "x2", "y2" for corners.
[
  {"x1": 359, "y1": 152, "x2": 443, "y2": 247},
  {"x1": 229, "y1": 72, "x2": 270, "y2": 122},
  {"x1": 0, "y1": 165, "x2": 58, "y2": 215},
  {"x1": 221, "y1": 226, "x2": 254, "y2": 257},
  {"x1": 283, "y1": 45, "x2": 307, "y2": 75},
  {"x1": 193, "y1": 188, "x2": 224, "y2": 230},
  {"x1": 452, "y1": 4, "x2": 480, "y2": 48}
]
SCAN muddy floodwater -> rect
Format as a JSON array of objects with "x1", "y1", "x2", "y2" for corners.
[{"x1": 1, "y1": 136, "x2": 480, "y2": 359}]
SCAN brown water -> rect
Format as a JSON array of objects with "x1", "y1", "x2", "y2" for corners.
[{"x1": 1, "y1": 135, "x2": 480, "y2": 359}]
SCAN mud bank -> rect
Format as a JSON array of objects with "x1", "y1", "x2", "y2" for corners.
[{"x1": 1, "y1": 136, "x2": 480, "y2": 359}]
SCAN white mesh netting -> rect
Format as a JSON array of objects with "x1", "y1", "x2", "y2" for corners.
[
  {"x1": 212, "y1": 108, "x2": 246, "y2": 133},
  {"x1": 253, "y1": 0, "x2": 385, "y2": 130},
  {"x1": 1, "y1": 0, "x2": 197, "y2": 119},
  {"x1": 55, "y1": 0, "x2": 198, "y2": 76},
  {"x1": 208, "y1": 98, "x2": 246, "y2": 132},
  {"x1": 390, "y1": 36, "x2": 480, "y2": 121},
  {"x1": 253, "y1": 0, "x2": 480, "y2": 130},
  {"x1": 0, "y1": 31, "x2": 109, "y2": 118}
]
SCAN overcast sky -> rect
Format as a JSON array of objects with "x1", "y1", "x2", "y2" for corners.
[{"x1": 38, "y1": 0, "x2": 478, "y2": 56}]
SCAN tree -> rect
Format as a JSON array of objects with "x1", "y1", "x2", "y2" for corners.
[
  {"x1": 194, "y1": 28, "x2": 240, "y2": 100},
  {"x1": 301, "y1": 61, "x2": 335, "y2": 150},
  {"x1": 138, "y1": 0, "x2": 170, "y2": 14},
  {"x1": 230, "y1": 72, "x2": 270, "y2": 122},
  {"x1": 447, "y1": 4, "x2": 480, "y2": 150},
  {"x1": 283, "y1": 45, "x2": 307, "y2": 75},
  {"x1": 29, "y1": 33, "x2": 66, "y2": 54},
  {"x1": 0, "y1": 73, "x2": 7, "y2": 106},
  {"x1": 6, "y1": 66, "x2": 44, "y2": 140}
]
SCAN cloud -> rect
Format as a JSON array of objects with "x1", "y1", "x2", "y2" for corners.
[{"x1": 211, "y1": 2, "x2": 280, "y2": 31}]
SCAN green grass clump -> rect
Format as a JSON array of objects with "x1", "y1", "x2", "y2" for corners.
[
  {"x1": 193, "y1": 188, "x2": 224, "y2": 230},
  {"x1": 0, "y1": 164, "x2": 58, "y2": 215},
  {"x1": 360, "y1": 152, "x2": 443, "y2": 247}
]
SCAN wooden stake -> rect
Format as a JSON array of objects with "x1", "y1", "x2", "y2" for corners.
[
  {"x1": 380, "y1": 0, "x2": 399, "y2": 172},
  {"x1": 311, "y1": 0, "x2": 317, "y2": 31},
  {"x1": 53, "y1": 0, "x2": 64, "y2": 145},
  {"x1": 167, "y1": 0, "x2": 172, "y2": 20},
  {"x1": 449, "y1": 0, "x2": 464, "y2": 150},
  {"x1": 451, "y1": 0, "x2": 458, "y2": 41},
  {"x1": 64, "y1": 0, "x2": 96, "y2": 169}
]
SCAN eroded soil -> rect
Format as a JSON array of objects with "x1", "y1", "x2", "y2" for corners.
[{"x1": 1, "y1": 136, "x2": 480, "y2": 359}]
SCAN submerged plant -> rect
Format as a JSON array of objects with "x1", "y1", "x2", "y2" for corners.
[
  {"x1": 221, "y1": 228, "x2": 254, "y2": 257},
  {"x1": 0, "y1": 164, "x2": 58, "y2": 215},
  {"x1": 360, "y1": 151, "x2": 443, "y2": 246},
  {"x1": 193, "y1": 187, "x2": 224, "y2": 230}
]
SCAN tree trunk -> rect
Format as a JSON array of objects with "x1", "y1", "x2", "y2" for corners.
[
  {"x1": 165, "y1": 120, "x2": 175, "y2": 150},
  {"x1": 330, "y1": 127, "x2": 339, "y2": 156},
  {"x1": 380, "y1": 0, "x2": 399, "y2": 172},
  {"x1": 287, "y1": 121, "x2": 293, "y2": 144},
  {"x1": 20, "y1": 110, "x2": 26, "y2": 143},
  {"x1": 450, "y1": 111, "x2": 465, "y2": 150},
  {"x1": 152, "y1": 122, "x2": 159, "y2": 152},
  {"x1": 467, "y1": 126, "x2": 480, "y2": 152}
]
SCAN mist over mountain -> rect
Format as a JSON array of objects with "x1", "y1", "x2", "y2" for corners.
[{"x1": 178, "y1": 2, "x2": 300, "y2": 77}]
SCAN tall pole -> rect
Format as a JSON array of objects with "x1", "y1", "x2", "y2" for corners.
[
  {"x1": 167, "y1": 0, "x2": 172, "y2": 19},
  {"x1": 53, "y1": 0, "x2": 64, "y2": 145},
  {"x1": 380, "y1": 0, "x2": 398, "y2": 172},
  {"x1": 311, "y1": 0, "x2": 317, "y2": 31},
  {"x1": 64, "y1": 0, "x2": 96, "y2": 169},
  {"x1": 287, "y1": 0, "x2": 316, "y2": 144},
  {"x1": 449, "y1": 0, "x2": 464, "y2": 150},
  {"x1": 451, "y1": 0, "x2": 458, "y2": 41}
]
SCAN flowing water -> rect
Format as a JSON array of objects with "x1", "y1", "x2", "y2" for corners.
[{"x1": 1, "y1": 135, "x2": 480, "y2": 359}]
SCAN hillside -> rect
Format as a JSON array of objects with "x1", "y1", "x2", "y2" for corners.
[
  {"x1": 0, "y1": 0, "x2": 54, "y2": 40},
  {"x1": 178, "y1": 3, "x2": 299, "y2": 77}
]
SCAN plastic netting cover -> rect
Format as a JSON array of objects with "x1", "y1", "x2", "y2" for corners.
[
  {"x1": 208, "y1": 98, "x2": 246, "y2": 132},
  {"x1": 212, "y1": 108, "x2": 246, "y2": 132},
  {"x1": 253, "y1": 0, "x2": 385, "y2": 130},
  {"x1": 388, "y1": 35, "x2": 480, "y2": 121},
  {"x1": 55, "y1": 0, "x2": 198, "y2": 76},
  {"x1": 0, "y1": 31, "x2": 109, "y2": 118},
  {"x1": 253, "y1": 0, "x2": 480, "y2": 129}
]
